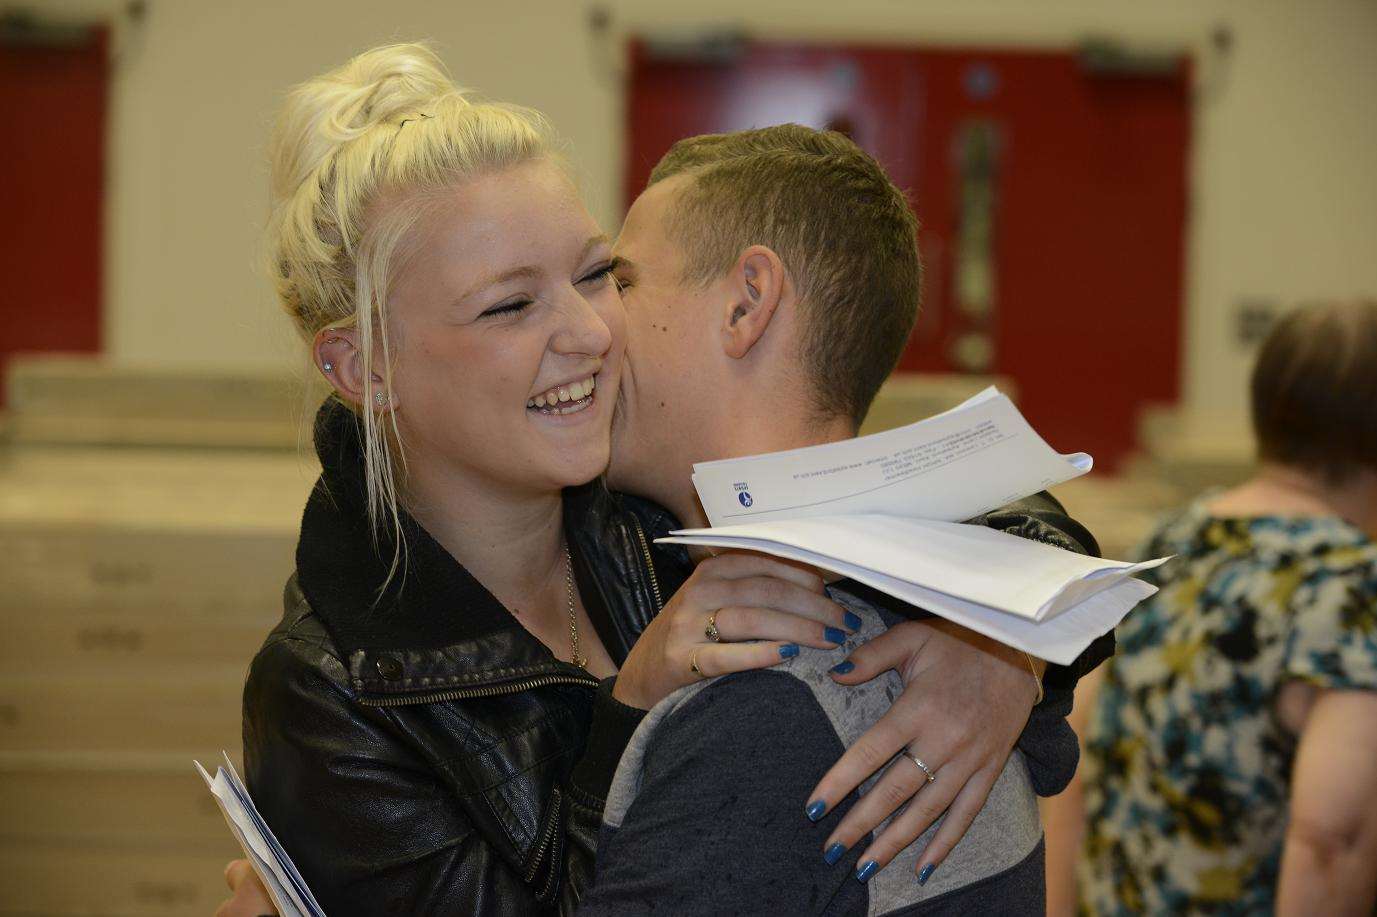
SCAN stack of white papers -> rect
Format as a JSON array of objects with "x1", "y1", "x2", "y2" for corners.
[
  {"x1": 195, "y1": 753, "x2": 325, "y2": 917},
  {"x1": 659, "y1": 388, "x2": 1167, "y2": 665}
]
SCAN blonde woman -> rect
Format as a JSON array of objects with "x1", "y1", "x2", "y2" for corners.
[{"x1": 241, "y1": 43, "x2": 856, "y2": 916}]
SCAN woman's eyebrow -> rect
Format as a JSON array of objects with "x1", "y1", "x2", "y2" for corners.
[
  {"x1": 456, "y1": 265, "x2": 541, "y2": 303},
  {"x1": 457, "y1": 235, "x2": 613, "y2": 303}
]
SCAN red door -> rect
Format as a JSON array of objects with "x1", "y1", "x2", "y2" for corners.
[
  {"x1": 626, "y1": 42, "x2": 1189, "y2": 471},
  {"x1": 0, "y1": 29, "x2": 108, "y2": 404}
]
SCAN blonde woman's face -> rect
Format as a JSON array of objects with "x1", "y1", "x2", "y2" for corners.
[{"x1": 383, "y1": 159, "x2": 625, "y2": 495}]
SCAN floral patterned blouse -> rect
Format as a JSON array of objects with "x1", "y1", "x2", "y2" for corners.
[{"x1": 1078, "y1": 500, "x2": 1377, "y2": 915}]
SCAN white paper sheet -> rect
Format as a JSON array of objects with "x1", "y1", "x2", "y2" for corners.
[
  {"x1": 195, "y1": 753, "x2": 326, "y2": 917},
  {"x1": 657, "y1": 524, "x2": 1158, "y2": 666},
  {"x1": 690, "y1": 387, "x2": 1091, "y2": 528},
  {"x1": 662, "y1": 516, "x2": 1167, "y2": 621}
]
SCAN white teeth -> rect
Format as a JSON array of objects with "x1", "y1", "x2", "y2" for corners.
[{"x1": 527, "y1": 375, "x2": 597, "y2": 411}]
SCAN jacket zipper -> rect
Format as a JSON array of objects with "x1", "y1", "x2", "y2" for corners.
[
  {"x1": 629, "y1": 516, "x2": 665, "y2": 613},
  {"x1": 357, "y1": 672, "x2": 598, "y2": 708},
  {"x1": 529, "y1": 786, "x2": 563, "y2": 895},
  {"x1": 364, "y1": 674, "x2": 582, "y2": 898}
]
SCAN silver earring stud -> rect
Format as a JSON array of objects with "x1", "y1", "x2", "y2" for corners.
[
  {"x1": 374, "y1": 391, "x2": 387, "y2": 407},
  {"x1": 322, "y1": 361, "x2": 334, "y2": 373}
]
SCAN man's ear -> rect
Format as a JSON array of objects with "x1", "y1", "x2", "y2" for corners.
[
  {"x1": 312, "y1": 327, "x2": 398, "y2": 412},
  {"x1": 721, "y1": 245, "x2": 787, "y2": 360}
]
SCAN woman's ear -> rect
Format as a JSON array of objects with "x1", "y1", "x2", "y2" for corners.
[
  {"x1": 721, "y1": 245, "x2": 787, "y2": 360},
  {"x1": 313, "y1": 328, "x2": 397, "y2": 411}
]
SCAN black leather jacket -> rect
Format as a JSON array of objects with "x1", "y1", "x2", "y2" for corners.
[{"x1": 242, "y1": 401, "x2": 1110, "y2": 916}]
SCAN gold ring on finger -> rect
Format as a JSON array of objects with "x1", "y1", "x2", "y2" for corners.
[
  {"x1": 902, "y1": 750, "x2": 936, "y2": 784},
  {"x1": 705, "y1": 611, "x2": 722, "y2": 643},
  {"x1": 690, "y1": 649, "x2": 705, "y2": 678}
]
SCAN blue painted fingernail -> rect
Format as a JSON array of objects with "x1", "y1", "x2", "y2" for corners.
[
  {"x1": 856, "y1": 860, "x2": 879, "y2": 883},
  {"x1": 918, "y1": 863, "x2": 935, "y2": 885},
  {"x1": 824, "y1": 626, "x2": 847, "y2": 646},
  {"x1": 806, "y1": 799, "x2": 827, "y2": 821},
  {"x1": 823, "y1": 843, "x2": 846, "y2": 865},
  {"x1": 780, "y1": 643, "x2": 800, "y2": 659},
  {"x1": 843, "y1": 611, "x2": 862, "y2": 631},
  {"x1": 830, "y1": 660, "x2": 855, "y2": 675}
]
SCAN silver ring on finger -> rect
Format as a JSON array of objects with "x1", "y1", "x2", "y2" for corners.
[
  {"x1": 705, "y1": 611, "x2": 722, "y2": 643},
  {"x1": 902, "y1": 749, "x2": 936, "y2": 784}
]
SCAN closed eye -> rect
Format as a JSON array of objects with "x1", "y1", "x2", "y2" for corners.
[
  {"x1": 480, "y1": 299, "x2": 532, "y2": 319},
  {"x1": 578, "y1": 261, "x2": 617, "y2": 289}
]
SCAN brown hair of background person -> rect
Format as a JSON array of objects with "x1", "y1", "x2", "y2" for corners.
[
  {"x1": 1252, "y1": 299, "x2": 1377, "y2": 482},
  {"x1": 648, "y1": 125, "x2": 922, "y2": 429}
]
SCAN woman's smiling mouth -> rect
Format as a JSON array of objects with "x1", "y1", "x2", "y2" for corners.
[{"x1": 527, "y1": 374, "x2": 597, "y2": 415}]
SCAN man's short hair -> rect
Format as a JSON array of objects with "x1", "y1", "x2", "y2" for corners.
[
  {"x1": 648, "y1": 124, "x2": 921, "y2": 428},
  {"x1": 1251, "y1": 299, "x2": 1377, "y2": 481}
]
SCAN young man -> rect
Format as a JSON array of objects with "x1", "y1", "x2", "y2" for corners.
[
  {"x1": 219, "y1": 125, "x2": 1107, "y2": 915},
  {"x1": 577, "y1": 125, "x2": 1107, "y2": 914}
]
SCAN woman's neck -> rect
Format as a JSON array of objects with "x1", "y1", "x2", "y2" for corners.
[
  {"x1": 402, "y1": 457, "x2": 567, "y2": 623},
  {"x1": 1206, "y1": 462, "x2": 1377, "y2": 537}
]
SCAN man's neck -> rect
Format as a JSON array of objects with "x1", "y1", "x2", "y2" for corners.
[{"x1": 663, "y1": 409, "x2": 855, "y2": 529}]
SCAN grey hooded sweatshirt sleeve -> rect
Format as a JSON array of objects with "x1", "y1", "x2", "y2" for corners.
[{"x1": 578, "y1": 588, "x2": 1045, "y2": 916}]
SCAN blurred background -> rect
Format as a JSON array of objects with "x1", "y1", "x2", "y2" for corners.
[{"x1": 1, "y1": 0, "x2": 1373, "y2": 913}]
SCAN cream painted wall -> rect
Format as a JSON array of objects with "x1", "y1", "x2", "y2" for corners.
[{"x1": 35, "y1": 0, "x2": 1377, "y2": 442}]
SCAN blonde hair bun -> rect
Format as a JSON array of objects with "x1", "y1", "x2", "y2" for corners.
[{"x1": 268, "y1": 42, "x2": 466, "y2": 206}]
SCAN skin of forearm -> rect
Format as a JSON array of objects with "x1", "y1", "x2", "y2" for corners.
[
  {"x1": 1276, "y1": 823, "x2": 1377, "y2": 916},
  {"x1": 1275, "y1": 688, "x2": 1377, "y2": 916}
]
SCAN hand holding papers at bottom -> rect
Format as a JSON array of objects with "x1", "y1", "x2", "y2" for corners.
[
  {"x1": 659, "y1": 516, "x2": 1168, "y2": 666},
  {"x1": 195, "y1": 753, "x2": 325, "y2": 917}
]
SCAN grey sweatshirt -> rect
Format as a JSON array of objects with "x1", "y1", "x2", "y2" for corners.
[{"x1": 578, "y1": 586, "x2": 1046, "y2": 916}]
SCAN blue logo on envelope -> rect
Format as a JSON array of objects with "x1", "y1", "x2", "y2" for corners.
[{"x1": 738, "y1": 491, "x2": 753, "y2": 507}]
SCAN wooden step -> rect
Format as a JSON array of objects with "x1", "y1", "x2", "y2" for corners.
[
  {"x1": 0, "y1": 839, "x2": 242, "y2": 916},
  {"x1": 3, "y1": 354, "x2": 328, "y2": 450},
  {"x1": 0, "y1": 750, "x2": 244, "y2": 847},
  {"x1": 0, "y1": 667, "x2": 245, "y2": 754},
  {"x1": 0, "y1": 608, "x2": 277, "y2": 670},
  {"x1": 0, "y1": 523, "x2": 296, "y2": 617}
]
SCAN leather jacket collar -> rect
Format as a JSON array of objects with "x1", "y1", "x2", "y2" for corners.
[{"x1": 296, "y1": 398, "x2": 647, "y2": 702}]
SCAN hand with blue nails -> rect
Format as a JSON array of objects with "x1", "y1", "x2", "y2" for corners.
[
  {"x1": 612, "y1": 551, "x2": 854, "y2": 710},
  {"x1": 807, "y1": 619, "x2": 1045, "y2": 882}
]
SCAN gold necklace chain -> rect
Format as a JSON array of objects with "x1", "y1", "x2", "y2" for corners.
[{"x1": 563, "y1": 544, "x2": 586, "y2": 669}]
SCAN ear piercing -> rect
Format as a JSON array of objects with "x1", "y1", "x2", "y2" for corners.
[
  {"x1": 322, "y1": 361, "x2": 334, "y2": 373},
  {"x1": 374, "y1": 391, "x2": 388, "y2": 407}
]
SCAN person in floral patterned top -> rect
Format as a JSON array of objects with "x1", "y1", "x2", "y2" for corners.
[{"x1": 1074, "y1": 300, "x2": 1377, "y2": 915}]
